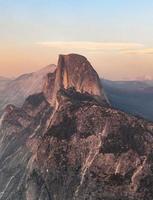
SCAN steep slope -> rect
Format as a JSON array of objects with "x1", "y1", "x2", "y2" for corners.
[
  {"x1": 0, "y1": 65, "x2": 56, "y2": 112},
  {"x1": 0, "y1": 54, "x2": 153, "y2": 200}
]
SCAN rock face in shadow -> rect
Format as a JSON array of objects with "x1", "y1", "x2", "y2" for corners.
[
  {"x1": 43, "y1": 72, "x2": 56, "y2": 104},
  {"x1": 0, "y1": 54, "x2": 153, "y2": 200}
]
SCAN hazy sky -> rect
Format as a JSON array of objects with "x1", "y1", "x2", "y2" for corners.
[{"x1": 1, "y1": 0, "x2": 153, "y2": 80}]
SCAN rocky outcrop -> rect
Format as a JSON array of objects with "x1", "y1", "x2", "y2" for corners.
[
  {"x1": 0, "y1": 54, "x2": 153, "y2": 200},
  {"x1": 45, "y1": 54, "x2": 109, "y2": 106}
]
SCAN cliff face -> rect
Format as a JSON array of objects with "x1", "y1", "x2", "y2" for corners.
[
  {"x1": 0, "y1": 54, "x2": 153, "y2": 200},
  {"x1": 44, "y1": 54, "x2": 109, "y2": 106}
]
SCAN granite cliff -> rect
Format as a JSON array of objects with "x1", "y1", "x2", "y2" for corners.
[{"x1": 44, "y1": 54, "x2": 109, "y2": 106}]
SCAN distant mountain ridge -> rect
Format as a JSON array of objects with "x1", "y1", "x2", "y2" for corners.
[
  {"x1": 1, "y1": 67, "x2": 153, "y2": 122},
  {"x1": 103, "y1": 79, "x2": 153, "y2": 121},
  {"x1": 0, "y1": 64, "x2": 56, "y2": 112},
  {"x1": 0, "y1": 76, "x2": 11, "y2": 81},
  {"x1": 0, "y1": 76, "x2": 12, "y2": 92}
]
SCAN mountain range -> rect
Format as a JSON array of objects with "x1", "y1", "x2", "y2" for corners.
[
  {"x1": 0, "y1": 65, "x2": 56, "y2": 113},
  {"x1": 0, "y1": 54, "x2": 153, "y2": 200},
  {"x1": 0, "y1": 63, "x2": 153, "y2": 122},
  {"x1": 103, "y1": 79, "x2": 153, "y2": 121}
]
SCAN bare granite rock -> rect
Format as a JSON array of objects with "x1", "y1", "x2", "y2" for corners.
[{"x1": 45, "y1": 54, "x2": 109, "y2": 106}]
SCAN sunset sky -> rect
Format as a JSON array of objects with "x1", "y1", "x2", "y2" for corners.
[{"x1": 1, "y1": 0, "x2": 153, "y2": 80}]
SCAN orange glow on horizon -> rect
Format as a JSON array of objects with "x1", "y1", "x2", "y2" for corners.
[{"x1": 1, "y1": 42, "x2": 153, "y2": 80}]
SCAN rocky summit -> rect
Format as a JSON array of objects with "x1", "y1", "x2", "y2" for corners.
[
  {"x1": 44, "y1": 54, "x2": 109, "y2": 107},
  {"x1": 0, "y1": 54, "x2": 153, "y2": 200}
]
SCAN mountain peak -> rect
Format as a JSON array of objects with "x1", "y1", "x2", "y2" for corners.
[{"x1": 47, "y1": 54, "x2": 109, "y2": 106}]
